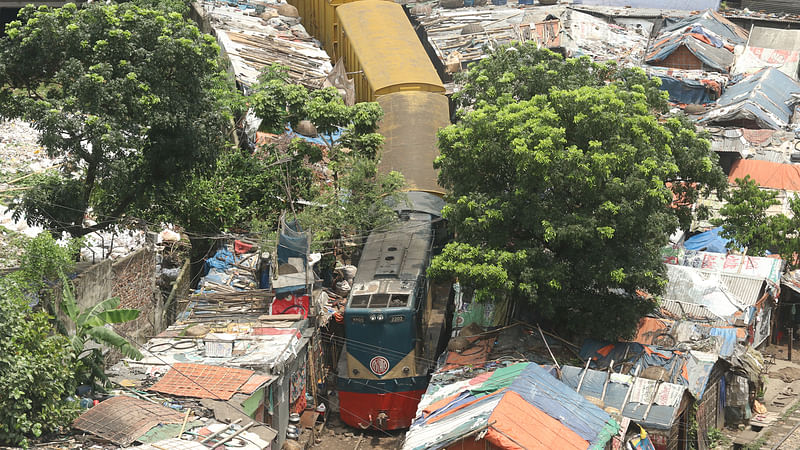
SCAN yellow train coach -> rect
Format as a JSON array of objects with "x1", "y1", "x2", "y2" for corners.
[
  {"x1": 287, "y1": 0, "x2": 359, "y2": 59},
  {"x1": 288, "y1": 0, "x2": 449, "y2": 192},
  {"x1": 378, "y1": 91, "x2": 450, "y2": 194},
  {"x1": 335, "y1": 0, "x2": 444, "y2": 103}
]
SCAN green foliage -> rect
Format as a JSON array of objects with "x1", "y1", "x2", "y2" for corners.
[
  {"x1": 250, "y1": 64, "x2": 402, "y2": 252},
  {"x1": 10, "y1": 232, "x2": 79, "y2": 300},
  {"x1": 707, "y1": 427, "x2": 730, "y2": 448},
  {"x1": 0, "y1": 237, "x2": 79, "y2": 447},
  {"x1": 252, "y1": 64, "x2": 385, "y2": 158},
  {"x1": 714, "y1": 176, "x2": 800, "y2": 267},
  {"x1": 713, "y1": 176, "x2": 781, "y2": 255},
  {"x1": 453, "y1": 44, "x2": 669, "y2": 114},
  {"x1": 0, "y1": 2, "x2": 242, "y2": 236},
  {"x1": 143, "y1": 144, "x2": 313, "y2": 235},
  {"x1": 0, "y1": 286, "x2": 78, "y2": 447},
  {"x1": 126, "y1": 0, "x2": 190, "y2": 14},
  {"x1": 432, "y1": 44, "x2": 728, "y2": 339},
  {"x1": 296, "y1": 156, "x2": 405, "y2": 246},
  {"x1": 60, "y1": 278, "x2": 142, "y2": 390}
]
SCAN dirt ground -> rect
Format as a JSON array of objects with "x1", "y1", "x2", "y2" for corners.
[{"x1": 305, "y1": 415, "x2": 403, "y2": 450}]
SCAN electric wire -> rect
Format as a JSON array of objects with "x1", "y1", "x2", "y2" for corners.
[{"x1": 11, "y1": 198, "x2": 436, "y2": 246}]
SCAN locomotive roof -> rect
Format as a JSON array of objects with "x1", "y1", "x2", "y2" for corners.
[{"x1": 349, "y1": 215, "x2": 433, "y2": 302}]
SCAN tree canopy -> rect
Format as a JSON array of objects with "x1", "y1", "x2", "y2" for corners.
[
  {"x1": 249, "y1": 65, "x2": 403, "y2": 249},
  {"x1": 713, "y1": 176, "x2": 800, "y2": 266},
  {"x1": 429, "y1": 44, "x2": 728, "y2": 339},
  {"x1": 0, "y1": 2, "x2": 239, "y2": 236}
]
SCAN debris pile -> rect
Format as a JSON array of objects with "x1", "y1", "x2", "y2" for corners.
[{"x1": 202, "y1": 0, "x2": 332, "y2": 90}]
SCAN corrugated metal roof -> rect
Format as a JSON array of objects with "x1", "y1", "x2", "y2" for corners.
[
  {"x1": 729, "y1": 158, "x2": 800, "y2": 191},
  {"x1": 573, "y1": 0, "x2": 720, "y2": 10},
  {"x1": 700, "y1": 68, "x2": 800, "y2": 129},
  {"x1": 718, "y1": 272, "x2": 766, "y2": 306},
  {"x1": 741, "y1": 0, "x2": 800, "y2": 15},
  {"x1": 659, "y1": 299, "x2": 729, "y2": 326}
]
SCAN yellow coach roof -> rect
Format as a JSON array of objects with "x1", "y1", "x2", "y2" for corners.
[
  {"x1": 377, "y1": 91, "x2": 451, "y2": 194},
  {"x1": 336, "y1": 1, "x2": 444, "y2": 96}
]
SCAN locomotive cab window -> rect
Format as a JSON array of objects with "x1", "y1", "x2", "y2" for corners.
[
  {"x1": 350, "y1": 294, "x2": 370, "y2": 308},
  {"x1": 389, "y1": 294, "x2": 408, "y2": 307}
]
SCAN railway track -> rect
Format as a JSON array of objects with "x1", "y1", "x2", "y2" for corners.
[{"x1": 761, "y1": 404, "x2": 800, "y2": 449}]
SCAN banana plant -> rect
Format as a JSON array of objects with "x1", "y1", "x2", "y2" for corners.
[{"x1": 60, "y1": 276, "x2": 143, "y2": 389}]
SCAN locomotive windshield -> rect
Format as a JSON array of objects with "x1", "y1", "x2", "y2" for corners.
[{"x1": 349, "y1": 293, "x2": 410, "y2": 308}]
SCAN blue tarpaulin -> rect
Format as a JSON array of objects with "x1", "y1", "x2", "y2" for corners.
[
  {"x1": 658, "y1": 76, "x2": 713, "y2": 104},
  {"x1": 573, "y1": 0, "x2": 719, "y2": 10},
  {"x1": 709, "y1": 327, "x2": 738, "y2": 357},
  {"x1": 510, "y1": 363, "x2": 615, "y2": 446},
  {"x1": 647, "y1": 10, "x2": 746, "y2": 73},
  {"x1": 683, "y1": 227, "x2": 731, "y2": 253},
  {"x1": 580, "y1": 340, "x2": 718, "y2": 400},
  {"x1": 286, "y1": 123, "x2": 343, "y2": 147}
]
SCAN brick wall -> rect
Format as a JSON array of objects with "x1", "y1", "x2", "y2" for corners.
[
  {"x1": 70, "y1": 246, "x2": 165, "y2": 364},
  {"x1": 110, "y1": 248, "x2": 164, "y2": 346}
]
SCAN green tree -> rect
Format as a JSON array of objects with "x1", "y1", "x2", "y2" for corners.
[
  {"x1": 0, "y1": 2, "x2": 240, "y2": 236},
  {"x1": 250, "y1": 65, "x2": 402, "y2": 252},
  {"x1": 713, "y1": 176, "x2": 800, "y2": 266},
  {"x1": 0, "y1": 283, "x2": 77, "y2": 447},
  {"x1": 712, "y1": 176, "x2": 780, "y2": 255},
  {"x1": 430, "y1": 44, "x2": 728, "y2": 339}
]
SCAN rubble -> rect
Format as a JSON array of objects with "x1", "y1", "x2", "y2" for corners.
[{"x1": 201, "y1": 0, "x2": 332, "y2": 90}]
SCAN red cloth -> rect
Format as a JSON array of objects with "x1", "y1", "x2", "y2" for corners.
[{"x1": 234, "y1": 240, "x2": 253, "y2": 254}]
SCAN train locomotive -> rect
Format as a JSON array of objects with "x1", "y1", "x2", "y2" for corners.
[
  {"x1": 338, "y1": 192, "x2": 446, "y2": 430},
  {"x1": 286, "y1": 0, "x2": 452, "y2": 430}
]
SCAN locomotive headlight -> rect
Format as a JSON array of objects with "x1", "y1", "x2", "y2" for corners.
[
  {"x1": 369, "y1": 314, "x2": 377, "y2": 321},
  {"x1": 376, "y1": 313, "x2": 384, "y2": 321}
]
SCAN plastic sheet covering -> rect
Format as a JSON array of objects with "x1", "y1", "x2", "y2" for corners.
[
  {"x1": 726, "y1": 374, "x2": 749, "y2": 406},
  {"x1": 662, "y1": 246, "x2": 783, "y2": 283},
  {"x1": 647, "y1": 34, "x2": 735, "y2": 72},
  {"x1": 560, "y1": 366, "x2": 684, "y2": 430},
  {"x1": 580, "y1": 340, "x2": 719, "y2": 400},
  {"x1": 733, "y1": 27, "x2": 800, "y2": 78},
  {"x1": 405, "y1": 362, "x2": 619, "y2": 450},
  {"x1": 657, "y1": 76, "x2": 712, "y2": 104},
  {"x1": 278, "y1": 216, "x2": 309, "y2": 267},
  {"x1": 664, "y1": 265, "x2": 745, "y2": 318},
  {"x1": 709, "y1": 327, "x2": 738, "y2": 357},
  {"x1": 509, "y1": 363, "x2": 618, "y2": 447},
  {"x1": 683, "y1": 227, "x2": 731, "y2": 253}
]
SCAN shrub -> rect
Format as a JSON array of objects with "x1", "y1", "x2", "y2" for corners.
[{"x1": 0, "y1": 279, "x2": 78, "y2": 447}]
